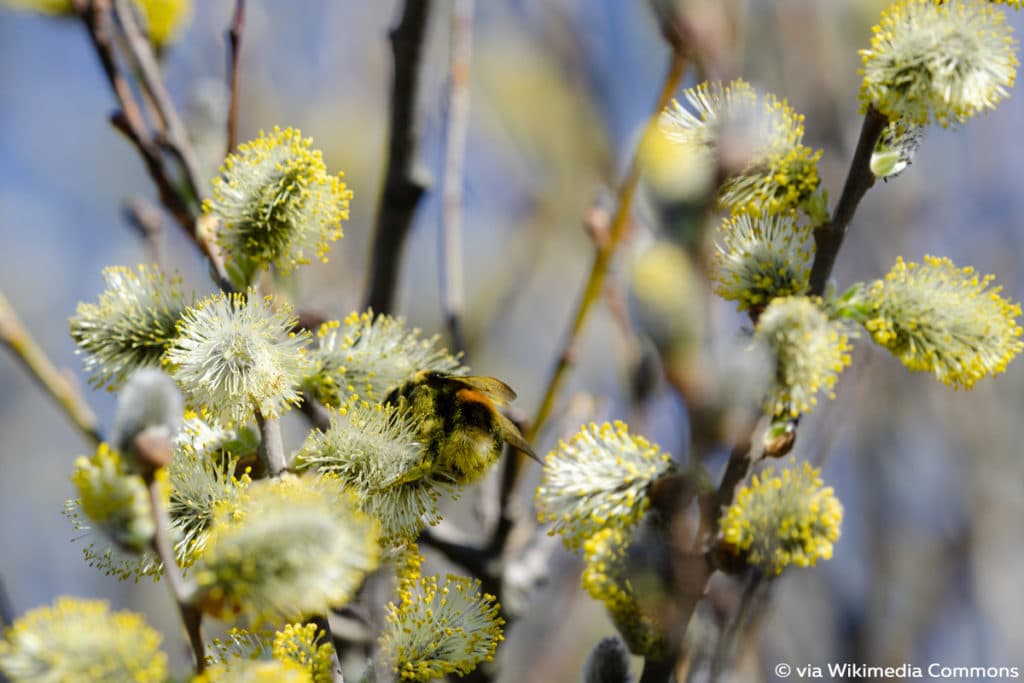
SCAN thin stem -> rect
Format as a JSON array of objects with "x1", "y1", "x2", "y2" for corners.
[
  {"x1": 144, "y1": 472, "x2": 205, "y2": 673},
  {"x1": 74, "y1": 0, "x2": 232, "y2": 291},
  {"x1": 638, "y1": 655, "x2": 675, "y2": 683},
  {"x1": 308, "y1": 614, "x2": 345, "y2": 683},
  {"x1": 439, "y1": 0, "x2": 474, "y2": 354},
  {"x1": 526, "y1": 49, "x2": 689, "y2": 445},
  {"x1": 255, "y1": 410, "x2": 287, "y2": 477},
  {"x1": 299, "y1": 391, "x2": 334, "y2": 432},
  {"x1": 123, "y1": 196, "x2": 164, "y2": 266},
  {"x1": 808, "y1": 106, "x2": 888, "y2": 295},
  {"x1": 488, "y1": 439, "x2": 523, "y2": 553},
  {"x1": 710, "y1": 421, "x2": 764, "y2": 536},
  {"x1": 76, "y1": 0, "x2": 184, "y2": 220},
  {"x1": 0, "y1": 573, "x2": 13, "y2": 629},
  {"x1": 418, "y1": 527, "x2": 487, "y2": 576},
  {"x1": 363, "y1": 0, "x2": 434, "y2": 314},
  {"x1": 226, "y1": 0, "x2": 246, "y2": 156},
  {"x1": 111, "y1": 0, "x2": 204, "y2": 207},
  {"x1": 708, "y1": 572, "x2": 764, "y2": 683},
  {"x1": 0, "y1": 291, "x2": 102, "y2": 446}
]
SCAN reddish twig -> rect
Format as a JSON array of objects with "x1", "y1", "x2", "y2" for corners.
[
  {"x1": 111, "y1": 0, "x2": 204, "y2": 207},
  {"x1": 226, "y1": 0, "x2": 246, "y2": 156},
  {"x1": 73, "y1": 0, "x2": 232, "y2": 290}
]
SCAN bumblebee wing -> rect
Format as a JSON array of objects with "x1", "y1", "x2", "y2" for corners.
[
  {"x1": 495, "y1": 412, "x2": 541, "y2": 463},
  {"x1": 448, "y1": 375, "x2": 517, "y2": 406}
]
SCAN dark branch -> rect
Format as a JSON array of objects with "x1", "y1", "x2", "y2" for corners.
[
  {"x1": 808, "y1": 106, "x2": 888, "y2": 295},
  {"x1": 75, "y1": 0, "x2": 233, "y2": 291},
  {"x1": 363, "y1": 0, "x2": 434, "y2": 314},
  {"x1": 112, "y1": 0, "x2": 205, "y2": 208},
  {"x1": 0, "y1": 573, "x2": 14, "y2": 629},
  {"x1": 308, "y1": 614, "x2": 345, "y2": 683},
  {"x1": 226, "y1": 0, "x2": 246, "y2": 156},
  {"x1": 418, "y1": 527, "x2": 488, "y2": 576}
]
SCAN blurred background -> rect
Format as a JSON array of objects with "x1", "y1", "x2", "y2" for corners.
[{"x1": 1, "y1": 0, "x2": 1023, "y2": 680}]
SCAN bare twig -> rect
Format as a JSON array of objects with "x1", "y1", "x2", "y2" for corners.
[
  {"x1": 76, "y1": 1, "x2": 184, "y2": 216},
  {"x1": 73, "y1": 0, "x2": 232, "y2": 290},
  {"x1": 419, "y1": 526, "x2": 487, "y2": 576},
  {"x1": 299, "y1": 392, "x2": 334, "y2": 433},
  {"x1": 254, "y1": 410, "x2": 288, "y2": 477},
  {"x1": 708, "y1": 572, "x2": 764, "y2": 683},
  {"x1": 0, "y1": 573, "x2": 14, "y2": 628},
  {"x1": 639, "y1": 657, "x2": 676, "y2": 683},
  {"x1": 808, "y1": 106, "x2": 888, "y2": 295},
  {"x1": 226, "y1": 0, "x2": 246, "y2": 156},
  {"x1": 123, "y1": 195, "x2": 165, "y2": 266},
  {"x1": 308, "y1": 614, "x2": 345, "y2": 683},
  {"x1": 439, "y1": 0, "x2": 474, "y2": 354},
  {"x1": 143, "y1": 470, "x2": 205, "y2": 673},
  {"x1": 525, "y1": 48, "x2": 689, "y2": 444},
  {"x1": 363, "y1": 0, "x2": 434, "y2": 314},
  {"x1": 112, "y1": 0, "x2": 204, "y2": 204},
  {"x1": 710, "y1": 420, "x2": 765, "y2": 532},
  {"x1": 0, "y1": 291, "x2": 103, "y2": 446}
]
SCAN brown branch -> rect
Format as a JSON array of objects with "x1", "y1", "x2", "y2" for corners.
[
  {"x1": 363, "y1": 0, "x2": 434, "y2": 314},
  {"x1": 112, "y1": 0, "x2": 204, "y2": 205},
  {"x1": 418, "y1": 527, "x2": 487, "y2": 576},
  {"x1": 123, "y1": 195, "x2": 164, "y2": 266},
  {"x1": 299, "y1": 393, "x2": 334, "y2": 432},
  {"x1": 439, "y1": 0, "x2": 474, "y2": 354},
  {"x1": 255, "y1": 410, "x2": 288, "y2": 477},
  {"x1": 639, "y1": 656, "x2": 676, "y2": 683},
  {"x1": 74, "y1": 0, "x2": 232, "y2": 291},
  {"x1": 143, "y1": 468, "x2": 205, "y2": 673},
  {"x1": 226, "y1": 0, "x2": 246, "y2": 156},
  {"x1": 708, "y1": 572, "x2": 764, "y2": 683},
  {"x1": 308, "y1": 614, "x2": 345, "y2": 683},
  {"x1": 0, "y1": 291, "x2": 103, "y2": 446},
  {"x1": 77, "y1": 1, "x2": 184, "y2": 217},
  {"x1": 710, "y1": 422, "x2": 762, "y2": 531},
  {"x1": 808, "y1": 106, "x2": 888, "y2": 295}
]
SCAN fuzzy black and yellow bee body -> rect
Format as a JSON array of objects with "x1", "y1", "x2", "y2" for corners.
[{"x1": 385, "y1": 371, "x2": 538, "y2": 485}]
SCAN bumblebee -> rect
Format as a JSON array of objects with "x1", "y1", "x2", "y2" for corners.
[{"x1": 385, "y1": 371, "x2": 538, "y2": 485}]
